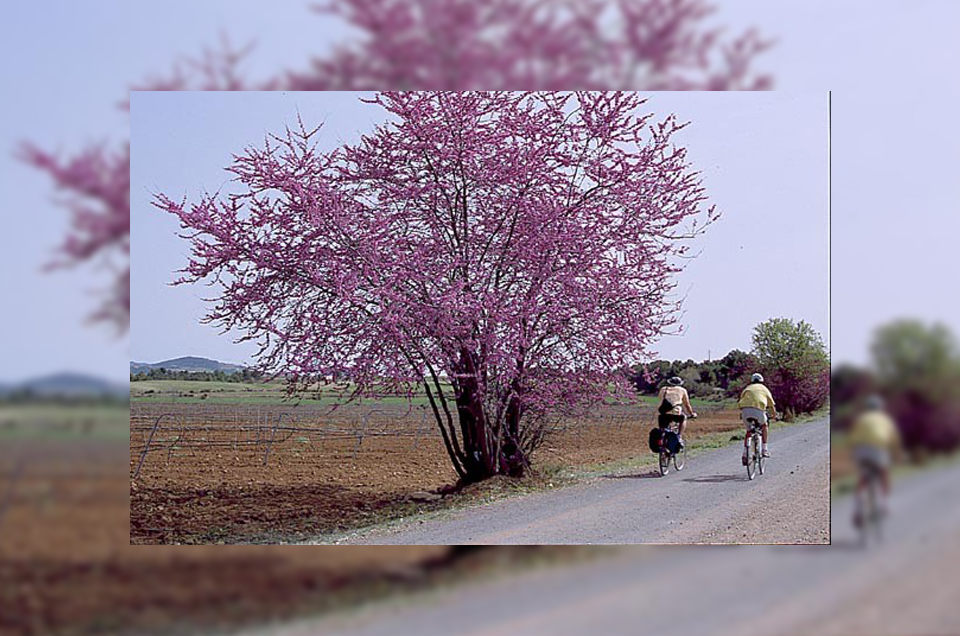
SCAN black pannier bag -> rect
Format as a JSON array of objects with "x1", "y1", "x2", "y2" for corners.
[
  {"x1": 648, "y1": 427, "x2": 663, "y2": 453},
  {"x1": 661, "y1": 429, "x2": 682, "y2": 454}
]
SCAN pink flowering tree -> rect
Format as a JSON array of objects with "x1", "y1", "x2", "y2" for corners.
[
  {"x1": 155, "y1": 92, "x2": 717, "y2": 483},
  {"x1": 25, "y1": 0, "x2": 768, "y2": 331},
  {"x1": 20, "y1": 143, "x2": 131, "y2": 328},
  {"x1": 285, "y1": 0, "x2": 771, "y2": 90},
  {"x1": 150, "y1": 0, "x2": 770, "y2": 92}
]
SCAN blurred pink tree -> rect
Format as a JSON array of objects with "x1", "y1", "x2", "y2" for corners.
[
  {"x1": 285, "y1": 0, "x2": 771, "y2": 90},
  {"x1": 155, "y1": 92, "x2": 718, "y2": 482},
  {"x1": 20, "y1": 143, "x2": 131, "y2": 328},
  {"x1": 149, "y1": 0, "x2": 771, "y2": 91},
  {"x1": 24, "y1": 0, "x2": 769, "y2": 330}
]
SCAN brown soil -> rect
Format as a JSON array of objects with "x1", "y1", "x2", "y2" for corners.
[
  {"x1": 129, "y1": 405, "x2": 745, "y2": 544},
  {"x1": 1, "y1": 441, "x2": 129, "y2": 562}
]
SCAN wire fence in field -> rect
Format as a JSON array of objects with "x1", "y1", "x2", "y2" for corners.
[
  {"x1": 129, "y1": 401, "x2": 733, "y2": 478},
  {"x1": 130, "y1": 403, "x2": 443, "y2": 478}
]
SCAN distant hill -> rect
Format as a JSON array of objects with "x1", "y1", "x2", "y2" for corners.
[
  {"x1": 1, "y1": 372, "x2": 128, "y2": 399},
  {"x1": 130, "y1": 356, "x2": 248, "y2": 375}
]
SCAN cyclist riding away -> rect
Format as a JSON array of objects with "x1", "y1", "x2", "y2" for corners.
[
  {"x1": 658, "y1": 376, "x2": 697, "y2": 448},
  {"x1": 849, "y1": 394, "x2": 900, "y2": 517},
  {"x1": 739, "y1": 373, "x2": 777, "y2": 465}
]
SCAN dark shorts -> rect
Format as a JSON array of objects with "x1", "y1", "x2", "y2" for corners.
[{"x1": 658, "y1": 413, "x2": 686, "y2": 429}]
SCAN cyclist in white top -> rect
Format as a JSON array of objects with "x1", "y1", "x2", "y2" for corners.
[{"x1": 657, "y1": 376, "x2": 697, "y2": 447}]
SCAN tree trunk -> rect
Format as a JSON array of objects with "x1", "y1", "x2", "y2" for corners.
[
  {"x1": 454, "y1": 395, "x2": 526, "y2": 482},
  {"x1": 452, "y1": 349, "x2": 527, "y2": 483},
  {"x1": 454, "y1": 404, "x2": 488, "y2": 483},
  {"x1": 500, "y1": 394, "x2": 525, "y2": 477}
]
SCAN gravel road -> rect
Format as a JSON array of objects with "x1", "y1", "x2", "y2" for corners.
[
  {"x1": 320, "y1": 417, "x2": 830, "y2": 544},
  {"x1": 236, "y1": 449, "x2": 960, "y2": 636}
]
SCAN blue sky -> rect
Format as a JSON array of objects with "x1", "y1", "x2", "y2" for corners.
[{"x1": 2, "y1": 1, "x2": 959, "y2": 382}]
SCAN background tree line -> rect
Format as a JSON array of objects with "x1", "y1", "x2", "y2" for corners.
[
  {"x1": 627, "y1": 348, "x2": 758, "y2": 400},
  {"x1": 628, "y1": 318, "x2": 830, "y2": 419},
  {"x1": 131, "y1": 368, "x2": 266, "y2": 383},
  {"x1": 0, "y1": 392, "x2": 126, "y2": 407},
  {"x1": 832, "y1": 319, "x2": 960, "y2": 456}
]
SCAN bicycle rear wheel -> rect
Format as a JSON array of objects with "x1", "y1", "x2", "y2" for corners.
[
  {"x1": 868, "y1": 477, "x2": 885, "y2": 544},
  {"x1": 746, "y1": 434, "x2": 758, "y2": 480},
  {"x1": 857, "y1": 486, "x2": 874, "y2": 547}
]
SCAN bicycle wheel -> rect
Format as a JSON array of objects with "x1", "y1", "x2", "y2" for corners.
[
  {"x1": 659, "y1": 450, "x2": 671, "y2": 476},
  {"x1": 868, "y1": 478, "x2": 884, "y2": 544},
  {"x1": 854, "y1": 489, "x2": 868, "y2": 547},
  {"x1": 674, "y1": 445, "x2": 686, "y2": 471},
  {"x1": 746, "y1": 434, "x2": 758, "y2": 480},
  {"x1": 758, "y1": 435, "x2": 765, "y2": 475}
]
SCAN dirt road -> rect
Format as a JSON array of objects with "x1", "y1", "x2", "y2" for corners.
[
  {"x1": 240, "y1": 452, "x2": 960, "y2": 636},
  {"x1": 317, "y1": 417, "x2": 830, "y2": 544}
]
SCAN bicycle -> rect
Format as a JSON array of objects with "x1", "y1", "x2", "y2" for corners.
[
  {"x1": 854, "y1": 462, "x2": 886, "y2": 546},
  {"x1": 744, "y1": 416, "x2": 766, "y2": 480},
  {"x1": 656, "y1": 414, "x2": 694, "y2": 476}
]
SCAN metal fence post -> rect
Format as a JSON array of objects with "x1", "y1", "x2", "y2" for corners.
[
  {"x1": 263, "y1": 412, "x2": 288, "y2": 466},
  {"x1": 133, "y1": 413, "x2": 172, "y2": 479}
]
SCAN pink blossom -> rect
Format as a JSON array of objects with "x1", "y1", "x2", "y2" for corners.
[{"x1": 20, "y1": 143, "x2": 130, "y2": 328}]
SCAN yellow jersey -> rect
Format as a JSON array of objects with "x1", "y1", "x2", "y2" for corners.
[
  {"x1": 848, "y1": 411, "x2": 900, "y2": 449},
  {"x1": 738, "y1": 383, "x2": 776, "y2": 414}
]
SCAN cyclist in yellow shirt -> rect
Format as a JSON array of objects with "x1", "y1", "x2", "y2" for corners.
[
  {"x1": 738, "y1": 373, "x2": 778, "y2": 464},
  {"x1": 849, "y1": 394, "x2": 900, "y2": 515}
]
